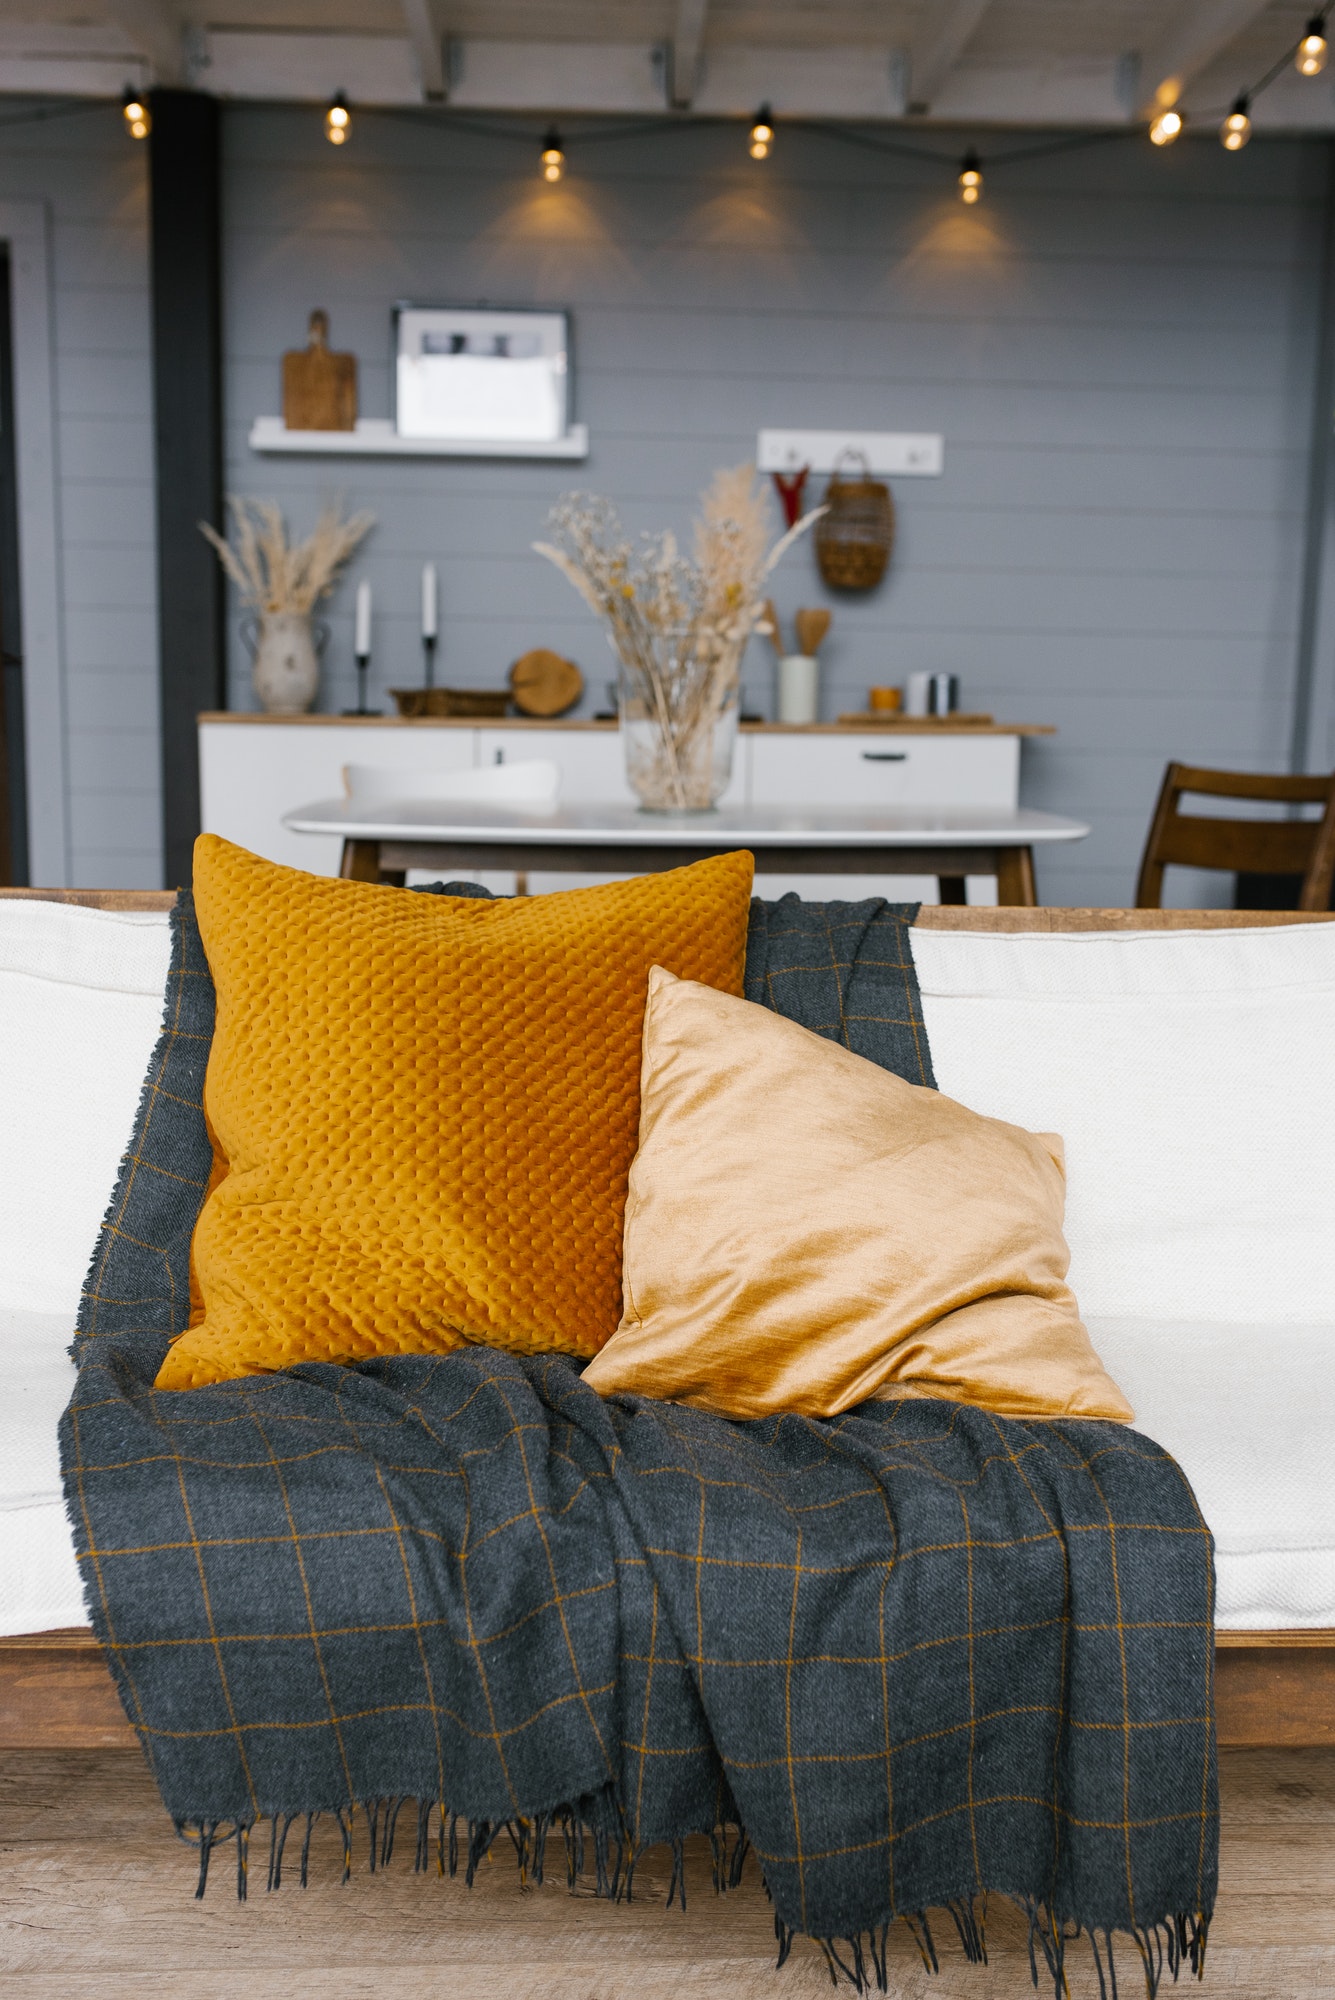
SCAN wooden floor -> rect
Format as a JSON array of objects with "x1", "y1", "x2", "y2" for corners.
[{"x1": 1, "y1": 1750, "x2": 1331, "y2": 1998}]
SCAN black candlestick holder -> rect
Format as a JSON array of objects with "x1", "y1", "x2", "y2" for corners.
[
  {"x1": 422, "y1": 633, "x2": 437, "y2": 689},
  {"x1": 342, "y1": 651, "x2": 380, "y2": 716}
]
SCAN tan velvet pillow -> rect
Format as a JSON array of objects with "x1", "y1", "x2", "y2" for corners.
[{"x1": 582, "y1": 967, "x2": 1134, "y2": 1423}]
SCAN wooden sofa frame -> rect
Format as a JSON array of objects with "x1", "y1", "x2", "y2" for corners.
[{"x1": 1, "y1": 888, "x2": 1331, "y2": 1753}]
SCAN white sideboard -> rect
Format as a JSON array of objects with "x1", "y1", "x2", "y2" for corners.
[{"x1": 198, "y1": 714, "x2": 1042, "y2": 901}]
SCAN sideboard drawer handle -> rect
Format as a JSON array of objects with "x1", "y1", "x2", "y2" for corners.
[{"x1": 861, "y1": 752, "x2": 908, "y2": 762}]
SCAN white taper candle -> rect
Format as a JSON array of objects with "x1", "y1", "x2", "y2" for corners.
[
  {"x1": 421, "y1": 562, "x2": 438, "y2": 640},
  {"x1": 354, "y1": 579, "x2": 372, "y2": 656}
]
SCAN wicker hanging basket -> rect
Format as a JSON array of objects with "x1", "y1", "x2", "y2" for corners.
[{"x1": 815, "y1": 452, "x2": 895, "y2": 592}]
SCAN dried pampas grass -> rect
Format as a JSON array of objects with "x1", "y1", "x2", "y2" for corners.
[
  {"x1": 533, "y1": 465, "x2": 821, "y2": 808},
  {"x1": 200, "y1": 497, "x2": 374, "y2": 614}
]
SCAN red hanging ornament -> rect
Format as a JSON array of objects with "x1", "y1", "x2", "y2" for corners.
[{"x1": 771, "y1": 466, "x2": 809, "y2": 529}]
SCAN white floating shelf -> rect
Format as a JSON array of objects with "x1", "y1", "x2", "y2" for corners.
[
  {"x1": 248, "y1": 416, "x2": 591, "y2": 461},
  {"x1": 757, "y1": 428, "x2": 943, "y2": 476}
]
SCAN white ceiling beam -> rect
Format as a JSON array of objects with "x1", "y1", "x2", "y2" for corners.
[
  {"x1": 907, "y1": 0, "x2": 993, "y2": 113},
  {"x1": 103, "y1": 0, "x2": 182, "y2": 84},
  {"x1": 203, "y1": 30, "x2": 421, "y2": 103},
  {"x1": 36, "y1": 27, "x2": 1296, "y2": 126},
  {"x1": 1137, "y1": 0, "x2": 1273, "y2": 114},
  {"x1": 670, "y1": 0, "x2": 710, "y2": 108},
  {"x1": 400, "y1": 0, "x2": 445, "y2": 100}
]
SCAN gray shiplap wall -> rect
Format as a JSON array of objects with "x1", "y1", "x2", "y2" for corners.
[
  {"x1": 2, "y1": 103, "x2": 1327, "y2": 899},
  {"x1": 222, "y1": 109, "x2": 1333, "y2": 904},
  {"x1": 0, "y1": 103, "x2": 159, "y2": 889}
]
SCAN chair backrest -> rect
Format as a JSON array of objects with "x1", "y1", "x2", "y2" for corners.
[
  {"x1": 341, "y1": 760, "x2": 561, "y2": 808},
  {"x1": 1135, "y1": 762, "x2": 1335, "y2": 911}
]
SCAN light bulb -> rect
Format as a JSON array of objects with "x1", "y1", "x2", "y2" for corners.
[
  {"x1": 540, "y1": 128, "x2": 564, "y2": 181},
  {"x1": 122, "y1": 90, "x2": 150, "y2": 139},
  {"x1": 958, "y1": 149, "x2": 982, "y2": 204},
  {"x1": 1149, "y1": 107, "x2": 1184, "y2": 145},
  {"x1": 1221, "y1": 97, "x2": 1252, "y2": 150},
  {"x1": 325, "y1": 94, "x2": 350, "y2": 145},
  {"x1": 1297, "y1": 17, "x2": 1328, "y2": 74},
  {"x1": 749, "y1": 105, "x2": 773, "y2": 160}
]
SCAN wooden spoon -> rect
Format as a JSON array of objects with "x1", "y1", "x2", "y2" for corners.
[{"x1": 794, "y1": 607, "x2": 831, "y2": 657}]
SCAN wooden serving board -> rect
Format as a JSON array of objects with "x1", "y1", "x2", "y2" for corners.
[
  {"x1": 283, "y1": 309, "x2": 356, "y2": 432},
  {"x1": 837, "y1": 711, "x2": 997, "y2": 727},
  {"x1": 509, "y1": 648, "x2": 584, "y2": 717}
]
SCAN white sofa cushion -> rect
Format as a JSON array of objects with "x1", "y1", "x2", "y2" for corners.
[
  {"x1": 912, "y1": 922, "x2": 1335, "y2": 1323},
  {"x1": 3, "y1": 1301, "x2": 1328, "y2": 1637},
  {"x1": 0, "y1": 901, "x2": 171, "y2": 1316},
  {"x1": 1090, "y1": 1316, "x2": 1335, "y2": 1629},
  {"x1": 0, "y1": 1307, "x2": 86, "y2": 1635}
]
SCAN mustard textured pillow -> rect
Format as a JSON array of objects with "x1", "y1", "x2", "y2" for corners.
[
  {"x1": 155, "y1": 839, "x2": 753, "y2": 1390},
  {"x1": 582, "y1": 967, "x2": 1134, "y2": 1423}
]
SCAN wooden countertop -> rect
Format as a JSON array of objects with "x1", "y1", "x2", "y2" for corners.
[{"x1": 198, "y1": 712, "x2": 1056, "y2": 737}]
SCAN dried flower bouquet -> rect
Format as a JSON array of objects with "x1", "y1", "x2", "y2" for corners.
[
  {"x1": 535, "y1": 466, "x2": 821, "y2": 809},
  {"x1": 200, "y1": 496, "x2": 374, "y2": 614}
]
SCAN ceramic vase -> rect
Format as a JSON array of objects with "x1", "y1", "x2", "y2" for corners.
[{"x1": 247, "y1": 611, "x2": 321, "y2": 714}]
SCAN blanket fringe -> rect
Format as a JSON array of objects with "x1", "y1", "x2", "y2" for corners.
[{"x1": 174, "y1": 1802, "x2": 1209, "y2": 1995}]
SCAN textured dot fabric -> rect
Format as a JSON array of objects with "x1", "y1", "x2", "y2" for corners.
[
  {"x1": 583, "y1": 967, "x2": 1133, "y2": 1423},
  {"x1": 154, "y1": 837, "x2": 753, "y2": 1390}
]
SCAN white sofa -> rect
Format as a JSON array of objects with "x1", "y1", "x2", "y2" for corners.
[{"x1": 1, "y1": 891, "x2": 1332, "y2": 1738}]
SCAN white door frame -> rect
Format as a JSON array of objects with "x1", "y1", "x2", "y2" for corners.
[{"x1": 0, "y1": 200, "x2": 67, "y2": 884}]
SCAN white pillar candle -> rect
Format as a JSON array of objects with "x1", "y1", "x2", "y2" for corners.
[
  {"x1": 421, "y1": 562, "x2": 438, "y2": 640},
  {"x1": 778, "y1": 654, "x2": 819, "y2": 726},
  {"x1": 354, "y1": 578, "x2": 372, "y2": 656}
]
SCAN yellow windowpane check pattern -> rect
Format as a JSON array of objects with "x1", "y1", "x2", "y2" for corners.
[
  {"x1": 63, "y1": 1343, "x2": 1216, "y2": 1962},
  {"x1": 156, "y1": 838, "x2": 753, "y2": 1389},
  {"x1": 742, "y1": 894, "x2": 937, "y2": 1084},
  {"x1": 65, "y1": 885, "x2": 1215, "y2": 1968}
]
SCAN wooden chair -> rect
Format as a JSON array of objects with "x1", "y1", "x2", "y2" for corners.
[{"x1": 1136, "y1": 762, "x2": 1335, "y2": 911}]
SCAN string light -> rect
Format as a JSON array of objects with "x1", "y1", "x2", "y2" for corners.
[
  {"x1": 122, "y1": 89, "x2": 150, "y2": 140},
  {"x1": 1220, "y1": 96, "x2": 1252, "y2": 149},
  {"x1": 958, "y1": 148, "x2": 982, "y2": 204},
  {"x1": 1297, "y1": 16, "x2": 1329, "y2": 74},
  {"x1": 540, "y1": 128, "x2": 565, "y2": 181},
  {"x1": 749, "y1": 105, "x2": 774, "y2": 160},
  {"x1": 1148, "y1": 107, "x2": 1184, "y2": 145},
  {"x1": 325, "y1": 93, "x2": 350, "y2": 145}
]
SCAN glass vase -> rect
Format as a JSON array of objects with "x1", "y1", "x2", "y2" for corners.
[{"x1": 617, "y1": 662, "x2": 739, "y2": 812}]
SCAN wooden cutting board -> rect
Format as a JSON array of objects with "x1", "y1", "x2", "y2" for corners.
[
  {"x1": 282, "y1": 310, "x2": 356, "y2": 433},
  {"x1": 509, "y1": 648, "x2": 584, "y2": 716}
]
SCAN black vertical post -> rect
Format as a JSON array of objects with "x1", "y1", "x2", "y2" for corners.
[
  {"x1": 148, "y1": 89, "x2": 224, "y2": 886},
  {"x1": 1291, "y1": 137, "x2": 1335, "y2": 777},
  {"x1": 0, "y1": 247, "x2": 29, "y2": 884}
]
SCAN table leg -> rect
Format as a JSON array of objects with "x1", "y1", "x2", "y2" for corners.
[
  {"x1": 995, "y1": 845, "x2": 1037, "y2": 906},
  {"x1": 341, "y1": 839, "x2": 385, "y2": 883},
  {"x1": 938, "y1": 876, "x2": 967, "y2": 905}
]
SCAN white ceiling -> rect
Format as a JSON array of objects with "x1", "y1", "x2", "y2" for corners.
[{"x1": 0, "y1": 0, "x2": 1333, "y2": 129}]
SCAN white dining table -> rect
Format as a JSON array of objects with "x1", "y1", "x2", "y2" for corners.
[{"x1": 282, "y1": 799, "x2": 1090, "y2": 906}]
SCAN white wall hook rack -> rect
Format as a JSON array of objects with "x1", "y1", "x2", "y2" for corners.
[{"x1": 757, "y1": 429, "x2": 943, "y2": 476}]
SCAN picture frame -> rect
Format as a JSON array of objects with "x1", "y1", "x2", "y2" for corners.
[{"x1": 393, "y1": 304, "x2": 572, "y2": 445}]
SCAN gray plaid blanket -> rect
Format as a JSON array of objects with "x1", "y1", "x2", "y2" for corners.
[{"x1": 63, "y1": 888, "x2": 1217, "y2": 1991}]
